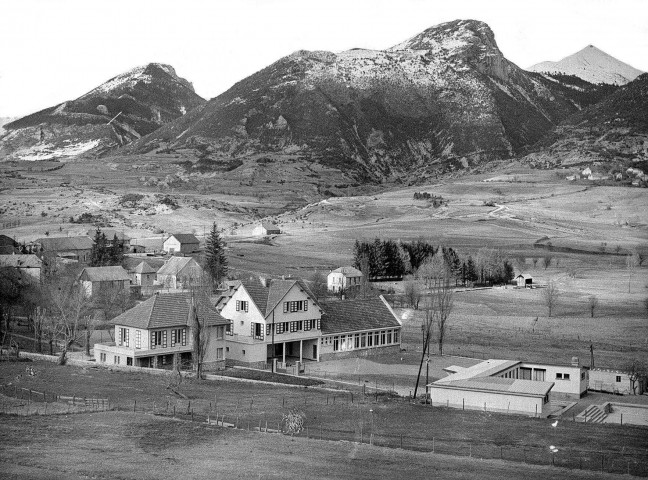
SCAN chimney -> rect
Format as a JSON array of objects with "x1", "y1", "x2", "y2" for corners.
[
  {"x1": 571, "y1": 356, "x2": 579, "y2": 367},
  {"x1": 259, "y1": 276, "x2": 268, "y2": 287}
]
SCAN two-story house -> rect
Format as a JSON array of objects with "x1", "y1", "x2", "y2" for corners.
[
  {"x1": 218, "y1": 278, "x2": 323, "y2": 368},
  {"x1": 94, "y1": 292, "x2": 229, "y2": 370},
  {"x1": 327, "y1": 266, "x2": 363, "y2": 293},
  {"x1": 156, "y1": 256, "x2": 204, "y2": 290}
]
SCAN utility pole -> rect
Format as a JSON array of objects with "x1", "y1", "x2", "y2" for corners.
[{"x1": 271, "y1": 310, "x2": 275, "y2": 373}]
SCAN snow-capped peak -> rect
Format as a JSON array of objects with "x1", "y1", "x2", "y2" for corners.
[{"x1": 527, "y1": 45, "x2": 643, "y2": 85}]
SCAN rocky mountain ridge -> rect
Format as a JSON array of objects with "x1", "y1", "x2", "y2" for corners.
[
  {"x1": 0, "y1": 63, "x2": 205, "y2": 161},
  {"x1": 124, "y1": 20, "x2": 613, "y2": 183}
]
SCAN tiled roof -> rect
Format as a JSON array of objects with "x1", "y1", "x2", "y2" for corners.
[
  {"x1": 112, "y1": 292, "x2": 228, "y2": 329},
  {"x1": 134, "y1": 261, "x2": 156, "y2": 274},
  {"x1": 238, "y1": 278, "x2": 320, "y2": 317},
  {"x1": 157, "y1": 257, "x2": 202, "y2": 277},
  {"x1": 167, "y1": 233, "x2": 200, "y2": 244},
  {"x1": 431, "y1": 377, "x2": 554, "y2": 397},
  {"x1": 35, "y1": 236, "x2": 94, "y2": 251},
  {"x1": 80, "y1": 266, "x2": 131, "y2": 282},
  {"x1": 0, "y1": 254, "x2": 42, "y2": 268},
  {"x1": 330, "y1": 266, "x2": 363, "y2": 277},
  {"x1": 320, "y1": 296, "x2": 401, "y2": 335}
]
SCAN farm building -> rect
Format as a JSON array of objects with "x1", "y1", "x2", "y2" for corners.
[
  {"x1": 163, "y1": 233, "x2": 200, "y2": 254},
  {"x1": 0, "y1": 254, "x2": 42, "y2": 283},
  {"x1": 428, "y1": 358, "x2": 588, "y2": 416},
  {"x1": 327, "y1": 266, "x2": 363, "y2": 293},
  {"x1": 34, "y1": 236, "x2": 94, "y2": 264},
  {"x1": 253, "y1": 222, "x2": 281, "y2": 236},
  {"x1": 94, "y1": 292, "x2": 229, "y2": 370},
  {"x1": 216, "y1": 277, "x2": 401, "y2": 368},
  {"x1": 132, "y1": 261, "x2": 157, "y2": 287},
  {"x1": 589, "y1": 368, "x2": 646, "y2": 395},
  {"x1": 156, "y1": 256, "x2": 204, "y2": 290},
  {"x1": 516, "y1": 274, "x2": 533, "y2": 287},
  {"x1": 79, "y1": 266, "x2": 131, "y2": 297}
]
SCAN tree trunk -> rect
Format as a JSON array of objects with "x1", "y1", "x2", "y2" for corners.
[
  {"x1": 85, "y1": 328, "x2": 90, "y2": 356},
  {"x1": 413, "y1": 336, "x2": 429, "y2": 399}
]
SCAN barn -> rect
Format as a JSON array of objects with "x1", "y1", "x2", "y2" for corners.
[{"x1": 516, "y1": 274, "x2": 532, "y2": 287}]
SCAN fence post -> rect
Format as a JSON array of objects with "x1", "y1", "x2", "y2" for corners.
[{"x1": 133, "y1": 400, "x2": 136, "y2": 412}]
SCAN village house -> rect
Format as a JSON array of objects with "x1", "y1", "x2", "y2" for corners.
[
  {"x1": 79, "y1": 266, "x2": 131, "y2": 297},
  {"x1": 132, "y1": 261, "x2": 157, "y2": 287},
  {"x1": 516, "y1": 273, "x2": 533, "y2": 287},
  {"x1": 93, "y1": 292, "x2": 229, "y2": 370},
  {"x1": 34, "y1": 236, "x2": 94, "y2": 264},
  {"x1": 253, "y1": 222, "x2": 281, "y2": 236},
  {"x1": 0, "y1": 254, "x2": 42, "y2": 284},
  {"x1": 216, "y1": 277, "x2": 402, "y2": 368},
  {"x1": 163, "y1": 233, "x2": 200, "y2": 254},
  {"x1": 156, "y1": 256, "x2": 204, "y2": 290},
  {"x1": 428, "y1": 358, "x2": 588, "y2": 416},
  {"x1": 589, "y1": 368, "x2": 646, "y2": 395},
  {"x1": 327, "y1": 266, "x2": 363, "y2": 293}
]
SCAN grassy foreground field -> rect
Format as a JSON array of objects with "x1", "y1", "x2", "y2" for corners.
[
  {"x1": 0, "y1": 411, "x2": 633, "y2": 480},
  {"x1": 1, "y1": 360, "x2": 647, "y2": 478}
]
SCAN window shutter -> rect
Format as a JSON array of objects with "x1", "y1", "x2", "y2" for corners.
[
  {"x1": 304, "y1": 300, "x2": 308, "y2": 311},
  {"x1": 182, "y1": 329, "x2": 186, "y2": 346},
  {"x1": 245, "y1": 301, "x2": 249, "y2": 312},
  {"x1": 162, "y1": 330, "x2": 167, "y2": 348},
  {"x1": 236, "y1": 300, "x2": 240, "y2": 311},
  {"x1": 283, "y1": 302, "x2": 288, "y2": 313},
  {"x1": 316, "y1": 319, "x2": 321, "y2": 330},
  {"x1": 171, "y1": 330, "x2": 176, "y2": 346},
  {"x1": 266, "y1": 324, "x2": 271, "y2": 336},
  {"x1": 251, "y1": 322, "x2": 255, "y2": 336}
]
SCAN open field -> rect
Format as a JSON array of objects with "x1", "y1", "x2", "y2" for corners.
[{"x1": 0, "y1": 360, "x2": 647, "y2": 478}]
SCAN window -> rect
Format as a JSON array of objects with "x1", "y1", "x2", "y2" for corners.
[
  {"x1": 251, "y1": 322, "x2": 264, "y2": 340},
  {"x1": 284, "y1": 300, "x2": 307, "y2": 313},
  {"x1": 135, "y1": 330, "x2": 141, "y2": 349},
  {"x1": 216, "y1": 326, "x2": 224, "y2": 339},
  {"x1": 226, "y1": 323, "x2": 232, "y2": 335},
  {"x1": 276, "y1": 322, "x2": 284, "y2": 334},
  {"x1": 354, "y1": 334, "x2": 360, "y2": 349},
  {"x1": 242, "y1": 349, "x2": 246, "y2": 355},
  {"x1": 316, "y1": 319, "x2": 321, "y2": 330},
  {"x1": 100, "y1": 353, "x2": 106, "y2": 362},
  {"x1": 236, "y1": 300, "x2": 249, "y2": 312},
  {"x1": 367, "y1": 332, "x2": 373, "y2": 347},
  {"x1": 119, "y1": 328, "x2": 129, "y2": 347},
  {"x1": 114, "y1": 356, "x2": 120, "y2": 365},
  {"x1": 361, "y1": 333, "x2": 366, "y2": 348},
  {"x1": 151, "y1": 330, "x2": 167, "y2": 349},
  {"x1": 374, "y1": 331, "x2": 379, "y2": 345},
  {"x1": 556, "y1": 373, "x2": 563, "y2": 380},
  {"x1": 387, "y1": 330, "x2": 392, "y2": 344},
  {"x1": 216, "y1": 348, "x2": 223, "y2": 360},
  {"x1": 563, "y1": 373, "x2": 570, "y2": 380},
  {"x1": 333, "y1": 336, "x2": 339, "y2": 351},
  {"x1": 171, "y1": 328, "x2": 186, "y2": 346},
  {"x1": 393, "y1": 330, "x2": 399, "y2": 344},
  {"x1": 616, "y1": 375, "x2": 622, "y2": 383},
  {"x1": 380, "y1": 331, "x2": 386, "y2": 345},
  {"x1": 226, "y1": 347, "x2": 229, "y2": 352}
]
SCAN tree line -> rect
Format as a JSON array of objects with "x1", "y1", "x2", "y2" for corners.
[{"x1": 353, "y1": 239, "x2": 515, "y2": 286}]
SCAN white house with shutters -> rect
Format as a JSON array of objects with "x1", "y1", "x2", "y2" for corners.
[
  {"x1": 217, "y1": 278, "x2": 323, "y2": 368},
  {"x1": 93, "y1": 292, "x2": 229, "y2": 370},
  {"x1": 327, "y1": 266, "x2": 363, "y2": 293}
]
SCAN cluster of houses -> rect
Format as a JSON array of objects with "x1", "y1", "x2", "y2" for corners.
[{"x1": 566, "y1": 166, "x2": 647, "y2": 185}]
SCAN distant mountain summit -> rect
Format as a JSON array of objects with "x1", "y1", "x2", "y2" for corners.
[
  {"x1": 126, "y1": 19, "x2": 599, "y2": 182},
  {"x1": 528, "y1": 45, "x2": 643, "y2": 85},
  {"x1": 0, "y1": 63, "x2": 204, "y2": 161}
]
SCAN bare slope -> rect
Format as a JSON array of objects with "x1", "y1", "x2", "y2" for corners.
[
  {"x1": 529, "y1": 45, "x2": 643, "y2": 86},
  {"x1": 0, "y1": 63, "x2": 205, "y2": 161}
]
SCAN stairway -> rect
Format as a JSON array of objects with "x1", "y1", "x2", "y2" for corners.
[{"x1": 578, "y1": 405, "x2": 607, "y2": 423}]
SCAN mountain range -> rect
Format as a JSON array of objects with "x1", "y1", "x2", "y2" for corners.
[
  {"x1": 1, "y1": 19, "x2": 645, "y2": 186},
  {"x1": 0, "y1": 64, "x2": 204, "y2": 161}
]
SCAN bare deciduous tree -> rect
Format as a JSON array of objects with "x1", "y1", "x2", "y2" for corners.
[
  {"x1": 542, "y1": 255, "x2": 553, "y2": 270},
  {"x1": 413, "y1": 293, "x2": 434, "y2": 400},
  {"x1": 542, "y1": 280, "x2": 559, "y2": 317},
  {"x1": 309, "y1": 270, "x2": 328, "y2": 300},
  {"x1": 588, "y1": 295, "x2": 599, "y2": 318},
  {"x1": 434, "y1": 277, "x2": 454, "y2": 356},
  {"x1": 625, "y1": 359, "x2": 647, "y2": 395},
  {"x1": 403, "y1": 275, "x2": 421, "y2": 310}
]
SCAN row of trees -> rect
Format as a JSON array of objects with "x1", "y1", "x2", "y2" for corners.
[{"x1": 353, "y1": 239, "x2": 516, "y2": 286}]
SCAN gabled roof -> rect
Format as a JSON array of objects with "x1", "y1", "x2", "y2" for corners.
[
  {"x1": 236, "y1": 278, "x2": 320, "y2": 318},
  {"x1": 35, "y1": 236, "x2": 94, "y2": 251},
  {"x1": 330, "y1": 266, "x2": 363, "y2": 277},
  {"x1": 80, "y1": 266, "x2": 131, "y2": 282},
  {"x1": 134, "y1": 261, "x2": 156, "y2": 274},
  {"x1": 0, "y1": 235, "x2": 18, "y2": 247},
  {"x1": 111, "y1": 292, "x2": 228, "y2": 329},
  {"x1": 516, "y1": 273, "x2": 532, "y2": 279},
  {"x1": 166, "y1": 233, "x2": 200, "y2": 244},
  {"x1": 320, "y1": 296, "x2": 401, "y2": 335},
  {"x1": 260, "y1": 221, "x2": 280, "y2": 231},
  {"x1": 157, "y1": 256, "x2": 202, "y2": 276},
  {"x1": 0, "y1": 254, "x2": 42, "y2": 268}
]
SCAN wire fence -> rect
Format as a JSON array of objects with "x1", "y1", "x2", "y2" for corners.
[{"x1": 1, "y1": 384, "x2": 646, "y2": 477}]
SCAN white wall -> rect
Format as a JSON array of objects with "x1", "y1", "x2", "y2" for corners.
[
  {"x1": 430, "y1": 387, "x2": 544, "y2": 416},
  {"x1": 163, "y1": 237, "x2": 182, "y2": 253}
]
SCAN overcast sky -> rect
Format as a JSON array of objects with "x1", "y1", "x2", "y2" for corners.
[{"x1": 1, "y1": 0, "x2": 646, "y2": 117}]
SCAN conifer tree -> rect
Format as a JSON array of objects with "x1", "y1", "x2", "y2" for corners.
[
  {"x1": 204, "y1": 222, "x2": 228, "y2": 289},
  {"x1": 90, "y1": 229, "x2": 109, "y2": 266}
]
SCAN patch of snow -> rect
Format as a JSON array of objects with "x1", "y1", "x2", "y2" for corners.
[{"x1": 17, "y1": 139, "x2": 101, "y2": 161}]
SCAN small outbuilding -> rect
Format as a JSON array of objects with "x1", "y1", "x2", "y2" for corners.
[
  {"x1": 132, "y1": 261, "x2": 157, "y2": 287},
  {"x1": 253, "y1": 222, "x2": 281, "y2": 236},
  {"x1": 79, "y1": 266, "x2": 131, "y2": 297},
  {"x1": 163, "y1": 233, "x2": 200, "y2": 255},
  {"x1": 589, "y1": 368, "x2": 646, "y2": 395},
  {"x1": 516, "y1": 274, "x2": 532, "y2": 288}
]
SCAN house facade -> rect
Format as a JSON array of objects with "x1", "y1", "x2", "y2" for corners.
[
  {"x1": 94, "y1": 292, "x2": 229, "y2": 370},
  {"x1": 589, "y1": 368, "x2": 646, "y2": 395},
  {"x1": 217, "y1": 277, "x2": 402, "y2": 368},
  {"x1": 156, "y1": 256, "x2": 204, "y2": 290},
  {"x1": 35, "y1": 236, "x2": 94, "y2": 264},
  {"x1": 132, "y1": 261, "x2": 157, "y2": 287},
  {"x1": 219, "y1": 278, "x2": 323, "y2": 368},
  {"x1": 327, "y1": 266, "x2": 363, "y2": 293},
  {"x1": 516, "y1": 274, "x2": 532, "y2": 287},
  {"x1": 79, "y1": 266, "x2": 131, "y2": 297},
  {"x1": 163, "y1": 234, "x2": 200, "y2": 254},
  {"x1": 0, "y1": 254, "x2": 42, "y2": 283}
]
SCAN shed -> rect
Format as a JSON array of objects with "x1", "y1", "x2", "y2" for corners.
[
  {"x1": 516, "y1": 274, "x2": 532, "y2": 287},
  {"x1": 253, "y1": 222, "x2": 281, "y2": 236},
  {"x1": 163, "y1": 233, "x2": 200, "y2": 254},
  {"x1": 79, "y1": 266, "x2": 131, "y2": 296}
]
